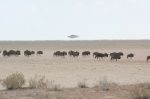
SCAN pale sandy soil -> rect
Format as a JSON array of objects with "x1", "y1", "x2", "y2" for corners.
[
  {"x1": 0, "y1": 40, "x2": 150, "y2": 89},
  {"x1": 0, "y1": 85, "x2": 136, "y2": 99}
]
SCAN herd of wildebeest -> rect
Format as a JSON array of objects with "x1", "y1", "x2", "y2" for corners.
[
  {"x1": 1, "y1": 50, "x2": 43, "y2": 57},
  {"x1": 0, "y1": 50, "x2": 150, "y2": 62},
  {"x1": 53, "y1": 50, "x2": 150, "y2": 62}
]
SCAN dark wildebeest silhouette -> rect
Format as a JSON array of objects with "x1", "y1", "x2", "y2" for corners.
[
  {"x1": 3, "y1": 50, "x2": 21, "y2": 57},
  {"x1": 110, "y1": 52, "x2": 117, "y2": 57},
  {"x1": 147, "y1": 56, "x2": 150, "y2": 63},
  {"x1": 3, "y1": 50, "x2": 10, "y2": 57},
  {"x1": 68, "y1": 50, "x2": 74, "y2": 57},
  {"x1": 110, "y1": 52, "x2": 123, "y2": 56},
  {"x1": 68, "y1": 50, "x2": 79, "y2": 57},
  {"x1": 93, "y1": 52, "x2": 99, "y2": 57},
  {"x1": 110, "y1": 52, "x2": 121, "y2": 61},
  {"x1": 62, "y1": 51, "x2": 67, "y2": 56},
  {"x1": 8, "y1": 50, "x2": 15, "y2": 56},
  {"x1": 59, "y1": 51, "x2": 67, "y2": 57},
  {"x1": 53, "y1": 51, "x2": 61, "y2": 57},
  {"x1": 82, "y1": 51, "x2": 90, "y2": 57},
  {"x1": 31, "y1": 51, "x2": 35, "y2": 55},
  {"x1": 24, "y1": 50, "x2": 32, "y2": 57},
  {"x1": 118, "y1": 52, "x2": 124, "y2": 56},
  {"x1": 72, "y1": 51, "x2": 79, "y2": 57},
  {"x1": 68, "y1": 50, "x2": 78, "y2": 57},
  {"x1": 127, "y1": 53, "x2": 134, "y2": 59},
  {"x1": 37, "y1": 51, "x2": 43, "y2": 55},
  {"x1": 15, "y1": 50, "x2": 21, "y2": 56},
  {"x1": 53, "y1": 51, "x2": 67, "y2": 57},
  {"x1": 95, "y1": 53, "x2": 104, "y2": 59},
  {"x1": 103, "y1": 53, "x2": 109, "y2": 58},
  {"x1": 111, "y1": 55, "x2": 121, "y2": 61}
]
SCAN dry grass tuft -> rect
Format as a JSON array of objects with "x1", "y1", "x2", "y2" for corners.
[
  {"x1": 48, "y1": 80, "x2": 62, "y2": 91},
  {"x1": 138, "y1": 82, "x2": 150, "y2": 89},
  {"x1": 128, "y1": 86, "x2": 150, "y2": 99},
  {"x1": 1, "y1": 72, "x2": 25, "y2": 90},
  {"x1": 77, "y1": 80, "x2": 88, "y2": 88},
  {"x1": 28, "y1": 75, "x2": 49, "y2": 89},
  {"x1": 98, "y1": 77, "x2": 116, "y2": 91}
]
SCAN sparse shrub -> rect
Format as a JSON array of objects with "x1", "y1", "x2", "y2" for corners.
[
  {"x1": 28, "y1": 75, "x2": 48, "y2": 89},
  {"x1": 48, "y1": 80, "x2": 61, "y2": 91},
  {"x1": 1, "y1": 72, "x2": 25, "y2": 90},
  {"x1": 129, "y1": 86, "x2": 150, "y2": 99},
  {"x1": 139, "y1": 82, "x2": 150, "y2": 89},
  {"x1": 77, "y1": 80, "x2": 88, "y2": 88},
  {"x1": 99, "y1": 78, "x2": 116, "y2": 91}
]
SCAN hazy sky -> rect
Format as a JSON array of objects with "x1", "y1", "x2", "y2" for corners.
[{"x1": 0, "y1": 0, "x2": 150, "y2": 40}]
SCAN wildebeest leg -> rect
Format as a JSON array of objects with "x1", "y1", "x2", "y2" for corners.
[
  {"x1": 95, "y1": 56, "x2": 97, "y2": 59},
  {"x1": 111, "y1": 57, "x2": 114, "y2": 61}
]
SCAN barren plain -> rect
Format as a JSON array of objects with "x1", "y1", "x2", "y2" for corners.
[{"x1": 0, "y1": 40, "x2": 150, "y2": 99}]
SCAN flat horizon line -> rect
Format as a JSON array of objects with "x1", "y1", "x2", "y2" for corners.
[{"x1": 0, "y1": 39, "x2": 149, "y2": 41}]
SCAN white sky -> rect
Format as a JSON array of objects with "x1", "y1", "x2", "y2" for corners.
[{"x1": 0, "y1": 0, "x2": 150, "y2": 40}]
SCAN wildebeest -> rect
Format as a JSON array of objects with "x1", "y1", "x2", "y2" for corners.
[
  {"x1": 62, "y1": 51, "x2": 67, "y2": 56},
  {"x1": 68, "y1": 50, "x2": 74, "y2": 57},
  {"x1": 82, "y1": 51, "x2": 90, "y2": 56},
  {"x1": 147, "y1": 56, "x2": 150, "y2": 62},
  {"x1": 31, "y1": 51, "x2": 35, "y2": 55},
  {"x1": 24, "y1": 50, "x2": 32, "y2": 57},
  {"x1": 118, "y1": 52, "x2": 124, "y2": 56},
  {"x1": 93, "y1": 52, "x2": 99, "y2": 57},
  {"x1": 53, "y1": 51, "x2": 61, "y2": 57},
  {"x1": 37, "y1": 51, "x2": 43, "y2": 55},
  {"x1": 103, "y1": 53, "x2": 109, "y2": 58},
  {"x1": 3, "y1": 50, "x2": 10, "y2": 57},
  {"x1": 53, "y1": 51, "x2": 67, "y2": 57},
  {"x1": 73, "y1": 51, "x2": 79, "y2": 57},
  {"x1": 8, "y1": 50, "x2": 15, "y2": 56},
  {"x1": 110, "y1": 52, "x2": 122, "y2": 61},
  {"x1": 14, "y1": 50, "x2": 21, "y2": 56},
  {"x1": 110, "y1": 52, "x2": 116, "y2": 57},
  {"x1": 110, "y1": 52, "x2": 123, "y2": 56},
  {"x1": 127, "y1": 53, "x2": 134, "y2": 59},
  {"x1": 68, "y1": 50, "x2": 79, "y2": 57},
  {"x1": 3, "y1": 50, "x2": 21, "y2": 57},
  {"x1": 95, "y1": 53, "x2": 104, "y2": 59}
]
